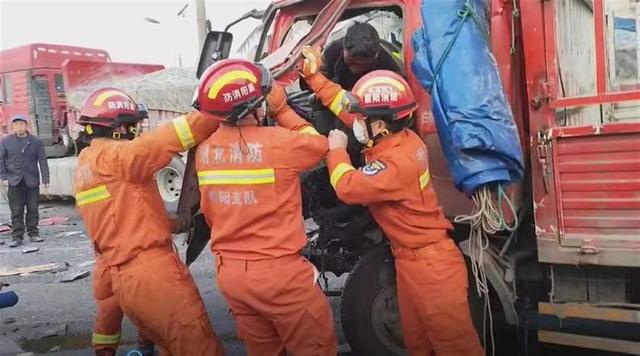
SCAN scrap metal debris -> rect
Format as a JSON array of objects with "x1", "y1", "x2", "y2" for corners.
[
  {"x1": 55, "y1": 231, "x2": 84, "y2": 239},
  {"x1": 22, "y1": 247, "x2": 40, "y2": 254},
  {"x1": 59, "y1": 269, "x2": 90, "y2": 283},
  {"x1": 0, "y1": 262, "x2": 69, "y2": 277},
  {"x1": 39, "y1": 216, "x2": 70, "y2": 226}
]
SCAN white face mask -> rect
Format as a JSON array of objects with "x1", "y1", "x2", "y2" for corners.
[{"x1": 352, "y1": 119, "x2": 369, "y2": 144}]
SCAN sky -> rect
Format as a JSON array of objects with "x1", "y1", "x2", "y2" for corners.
[{"x1": 0, "y1": 0, "x2": 271, "y2": 67}]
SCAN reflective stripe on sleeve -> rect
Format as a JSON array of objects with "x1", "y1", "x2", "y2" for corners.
[
  {"x1": 330, "y1": 162, "x2": 355, "y2": 189},
  {"x1": 172, "y1": 116, "x2": 196, "y2": 150},
  {"x1": 419, "y1": 170, "x2": 430, "y2": 190},
  {"x1": 76, "y1": 185, "x2": 111, "y2": 206},
  {"x1": 298, "y1": 126, "x2": 320, "y2": 136},
  {"x1": 92, "y1": 333, "x2": 121, "y2": 345}
]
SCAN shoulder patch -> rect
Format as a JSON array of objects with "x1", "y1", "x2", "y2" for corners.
[{"x1": 362, "y1": 160, "x2": 387, "y2": 176}]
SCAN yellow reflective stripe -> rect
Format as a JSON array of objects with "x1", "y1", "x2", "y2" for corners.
[
  {"x1": 93, "y1": 90, "x2": 124, "y2": 106},
  {"x1": 392, "y1": 51, "x2": 402, "y2": 60},
  {"x1": 356, "y1": 77, "x2": 406, "y2": 96},
  {"x1": 299, "y1": 126, "x2": 320, "y2": 136},
  {"x1": 208, "y1": 70, "x2": 257, "y2": 99},
  {"x1": 92, "y1": 333, "x2": 121, "y2": 345},
  {"x1": 419, "y1": 170, "x2": 430, "y2": 189},
  {"x1": 330, "y1": 163, "x2": 355, "y2": 189},
  {"x1": 329, "y1": 90, "x2": 347, "y2": 116},
  {"x1": 172, "y1": 116, "x2": 196, "y2": 150},
  {"x1": 198, "y1": 168, "x2": 275, "y2": 185},
  {"x1": 76, "y1": 185, "x2": 111, "y2": 206}
]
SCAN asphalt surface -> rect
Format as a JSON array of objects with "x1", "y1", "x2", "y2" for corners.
[
  {"x1": 0, "y1": 201, "x2": 621, "y2": 356},
  {"x1": 0, "y1": 201, "x2": 347, "y2": 355}
]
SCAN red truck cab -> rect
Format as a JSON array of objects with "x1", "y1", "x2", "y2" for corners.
[{"x1": 0, "y1": 44, "x2": 110, "y2": 153}]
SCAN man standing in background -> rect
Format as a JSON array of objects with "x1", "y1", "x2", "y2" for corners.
[{"x1": 0, "y1": 116, "x2": 49, "y2": 248}]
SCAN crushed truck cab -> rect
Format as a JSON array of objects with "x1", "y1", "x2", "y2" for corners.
[{"x1": 183, "y1": 0, "x2": 640, "y2": 354}]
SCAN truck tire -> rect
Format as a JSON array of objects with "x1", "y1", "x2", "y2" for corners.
[
  {"x1": 155, "y1": 156, "x2": 185, "y2": 206},
  {"x1": 341, "y1": 244, "x2": 406, "y2": 356}
]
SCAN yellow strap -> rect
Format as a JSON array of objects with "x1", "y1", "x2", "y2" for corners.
[
  {"x1": 419, "y1": 170, "x2": 431, "y2": 190},
  {"x1": 172, "y1": 116, "x2": 196, "y2": 150},
  {"x1": 76, "y1": 185, "x2": 111, "y2": 206},
  {"x1": 198, "y1": 168, "x2": 275, "y2": 185},
  {"x1": 298, "y1": 126, "x2": 320, "y2": 136},
  {"x1": 92, "y1": 333, "x2": 121, "y2": 345},
  {"x1": 330, "y1": 162, "x2": 355, "y2": 189},
  {"x1": 329, "y1": 90, "x2": 347, "y2": 116}
]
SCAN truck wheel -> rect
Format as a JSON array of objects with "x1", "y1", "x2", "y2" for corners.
[
  {"x1": 341, "y1": 244, "x2": 406, "y2": 356},
  {"x1": 155, "y1": 156, "x2": 185, "y2": 204}
]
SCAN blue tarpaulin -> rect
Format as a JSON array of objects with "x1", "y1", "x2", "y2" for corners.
[{"x1": 411, "y1": 0, "x2": 524, "y2": 196}]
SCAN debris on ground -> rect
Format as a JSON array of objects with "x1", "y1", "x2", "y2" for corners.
[
  {"x1": 0, "y1": 225, "x2": 11, "y2": 233},
  {"x1": 4, "y1": 317, "x2": 16, "y2": 325},
  {"x1": 22, "y1": 247, "x2": 40, "y2": 254},
  {"x1": 41, "y1": 323, "x2": 68, "y2": 338},
  {"x1": 59, "y1": 269, "x2": 91, "y2": 283},
  {"x1": 48, "y1": 345, "x2": 61, "y2": 352},
  {"x1": 39, "y1": 216, "x2": 70, "y2": 226},
  {"x1": 55, "y1": 231, "x2": 84, "y2": 239},
  {"x1": 0, "y1": 262, "x2": 69, "y2": 277}
]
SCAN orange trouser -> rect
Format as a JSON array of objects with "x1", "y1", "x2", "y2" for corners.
[
  {"x1": 109, "y1": 246, "x2": 225, "y2": 356},
  {"x1": 93, "y1": 259, "x2": 123, "y2": 351},
  {"x1": 393, "y1": 239, "x2": 484, "y2": 356},
  {"x1": 215, "y1": 254, "x2": 337, "y2": 356}
]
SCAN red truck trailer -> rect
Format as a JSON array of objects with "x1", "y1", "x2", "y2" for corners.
[
  {"x1": 0, "y1": 44, "x2": 188, "y2": 203},
  {"x1": 180, "y1": 0, "x2": 640, "y2": 355}
]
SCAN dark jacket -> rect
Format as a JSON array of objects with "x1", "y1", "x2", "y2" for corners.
[
  {"x1": 0, "y1": 134, "x2": 50, "y2": 188},
  {"x1": 320, "y1": 40, "x2": 402, "y2": 90}
]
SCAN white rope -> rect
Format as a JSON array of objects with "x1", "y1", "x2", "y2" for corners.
[{"x1": 454, "y1": 184, "x2": 518, "y2": 356}]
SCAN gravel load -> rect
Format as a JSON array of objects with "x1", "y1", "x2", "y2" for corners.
[{"x1": 67, "y1": 67, "x2": 198, "y2": 113}]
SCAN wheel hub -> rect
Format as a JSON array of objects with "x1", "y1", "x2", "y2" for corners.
[{"x1": 371, "y1": 284, "x2": 406, "y2": 354}]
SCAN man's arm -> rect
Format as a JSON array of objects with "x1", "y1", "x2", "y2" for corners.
[
  {"x1": 99, "y1": 111, "x2": 219, "y2": 183},
  {"x1": 36, "y1": 139, "x2": 50, "y2": 186},
  {"x1": 0, "y1": 140, "x2": 8, "y2": 182}
]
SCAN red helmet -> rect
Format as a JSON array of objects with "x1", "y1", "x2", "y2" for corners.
[
  {"x1": 78, "y1": 88, "x2": 148, "y2": 128},
  {"x1": 351, "y1": 70, "x2": 417, "y2": 120},
  {"x1": 193, "y1": 59, "x2": 272, "y2": 122}
]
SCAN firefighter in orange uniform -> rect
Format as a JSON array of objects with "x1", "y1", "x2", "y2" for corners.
[
  {"x1": 301, "y1": 47, "x2": 484, "y2": 356},
  {"x1": 74, "y1": 87, "x2": 225, "y2": 356},
  {"x1": 193, "y1": 59, "x2": 337, "y2": 355}
]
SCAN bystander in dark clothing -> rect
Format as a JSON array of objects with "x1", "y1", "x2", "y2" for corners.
[{"x1": 0, "y1": 116, "x2": 49, "y2": 247}]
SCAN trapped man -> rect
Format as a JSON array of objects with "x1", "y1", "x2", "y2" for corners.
[{"x1": 0, "y1": 116, "x2": 49, "y2": 248}]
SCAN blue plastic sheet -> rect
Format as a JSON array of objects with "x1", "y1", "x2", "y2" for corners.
[{"x1": 411, "y1": 0, "x2": 524, "y2": 196}]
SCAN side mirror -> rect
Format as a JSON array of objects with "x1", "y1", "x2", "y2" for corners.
[{"x1": 196, "y1": 31, "x2": 234, "y2": 79}]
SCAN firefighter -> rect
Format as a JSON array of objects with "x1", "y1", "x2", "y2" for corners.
[
  {"x1": 301, "y1": 48, "x2": 485, "y2": 356},
  {"x1": 74, "y1": 87, "x2": 225, "y2": 356},
  {"x1": 193, "y1": 59, "x2": 337, "y2": 355}
]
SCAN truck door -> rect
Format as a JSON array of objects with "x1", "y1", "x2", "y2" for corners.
[
  {"x1": 521, "y1": 0, "x2": 640, "y2": 267},
  {"x1": 31, "y1": 75, "x2": 54, "y2": 146}
]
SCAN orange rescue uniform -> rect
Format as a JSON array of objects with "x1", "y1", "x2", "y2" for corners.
[
  {"x1": 308, "y1": 72, "x2": 484, "y2": 356},
  {"x1": 75, "y1": 112, "x2": 224, "y2": 356},
  {"x1": 196, "y1": 107, "x2": 337, "y2": 355}
]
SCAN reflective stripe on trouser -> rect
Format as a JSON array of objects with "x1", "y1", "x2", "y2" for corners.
[
  {"x1": 216, "y1": 255, "x2": 337, "y2": 356},
  {"x1": 394, "y1": 240, "x2": 483, "y2": 356},
  {"x1": 111, "y1": 247, "x2": 224, "y2": 356},
  {"x1": 76, "y1": 185, "x2": 111, "y2": 206},
  {"x1": 172, "y1": 115, "x2": 196, "y2": 150},
  {"x1": 93, "y1": 263, "x2": 123, "y2": 350},
  {"x1": 198, "y1": 168, "x2": 275, "y2": 185}
]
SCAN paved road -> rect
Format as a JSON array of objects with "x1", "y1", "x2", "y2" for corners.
[{"x1": 0, "y1": 201, "x2": 347, "y2": 355}]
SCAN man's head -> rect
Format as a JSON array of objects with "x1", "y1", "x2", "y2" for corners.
[
  {"x1": 12, "y1": 117, "x2": 28, "y2": 137},
  {"x1": 343, "y1": 22, "x2": 381, "y2": 76},
  {"x1": 78, "y1": 88, "x2": 147, "y2": 141}
]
